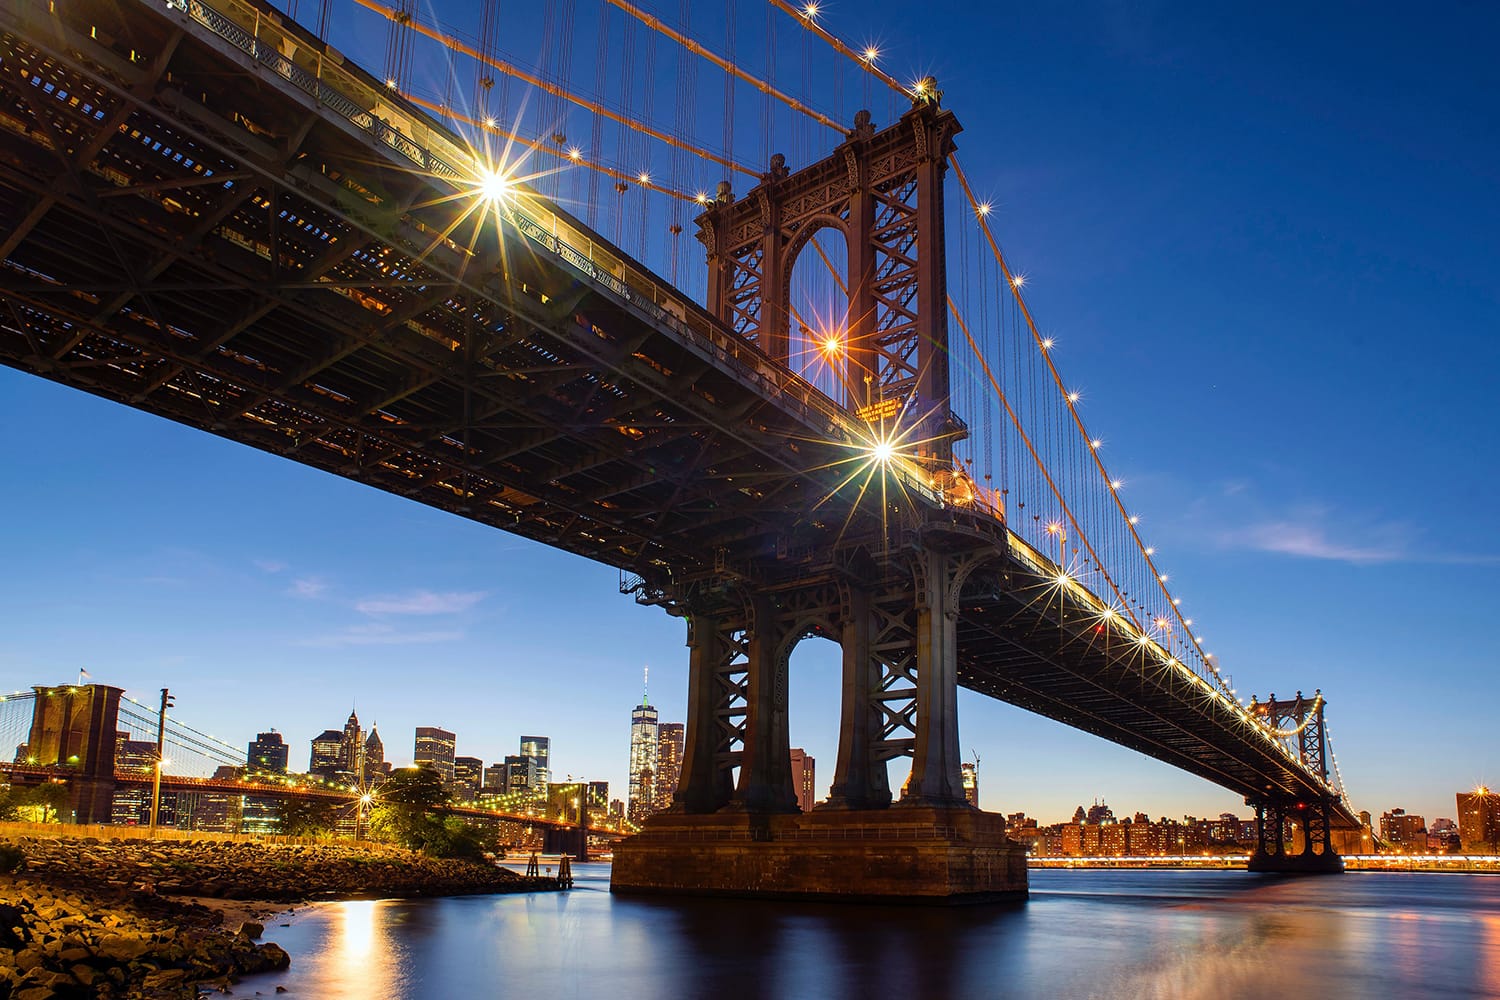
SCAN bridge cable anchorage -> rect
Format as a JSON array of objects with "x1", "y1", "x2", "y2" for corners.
[
  {"x1": 605, "y1": 0, "x2": 849, "y2": 137},
  {"x1": 348, "y1": 0, "x2": 759, "y2": 178},
  {"x1": 950, "y1": 154, "x2": 1230, "y2": 697},
  {"x1": 399, "y1": 91, "x2": 698, "y2": 203}
]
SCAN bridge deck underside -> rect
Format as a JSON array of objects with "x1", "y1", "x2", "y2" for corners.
[
  {"x1": 0, "y1": 0, "x2": 871, "y2": 583},
  {"x1": 958, "y1": 560, "x2": 1357, "y2": 824}
]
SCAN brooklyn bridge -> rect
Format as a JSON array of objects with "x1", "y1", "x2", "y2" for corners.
[{"x1": 0, "y1": 0, "x2": 1359, "y2": 899}]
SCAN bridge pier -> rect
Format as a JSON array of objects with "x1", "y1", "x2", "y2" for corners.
[
  {"x1": 1247, "y1": 797, "x2": 1345, "y2": 874},
  {"x1": 613, "y1": 536, "x2": 1028, "y2": 904}
]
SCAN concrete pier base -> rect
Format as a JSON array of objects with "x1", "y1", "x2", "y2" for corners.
[
  {"x1": 610, "y1": 806, "x2": 1028, "y2": 904},
  {"x1": 1247, "y1": 850, "x2": 1345, "y2": 874}
]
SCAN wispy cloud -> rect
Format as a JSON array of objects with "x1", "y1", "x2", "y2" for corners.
[
  {"x1": 287, "y1": 577, "x2": 329, "y2": 599},
  {"x1": 296, "y1": 623, "x2": 464, "y2": 648},
  {"x1": 355, "y1": 590, "x2": 485, "y2": 616},
  {"x1": 253, "y1": 558, "x2": 287, "y2": 574},
  {"x1": 1221, "y1": 518, "x2": 1407, "y2": 565}
]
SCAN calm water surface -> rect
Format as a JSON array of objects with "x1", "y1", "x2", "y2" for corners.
[{"x1": 240, "y1": 863, "x2": 1500, "y2": 998}]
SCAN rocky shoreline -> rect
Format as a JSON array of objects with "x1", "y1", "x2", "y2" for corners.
[{"x1": 1, "y1": 835, "x2": 559, "y2": 998}]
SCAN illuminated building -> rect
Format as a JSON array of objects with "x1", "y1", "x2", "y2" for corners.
[
  {"x1": 519, "y1": 736, "x2": 550, "y2": 789},
  {"x1": 1380, "y1": 808, "x2": 1427, "y2": 852},
  {"x1": 1457, "y1": 787, "x2": 1500, "y2": 852},
  {"x1": 111, "y1": 733, "x2": 156, "y2": 825},
  {"x1": 960, "y1": 761, "x2": 979, "y2": 808},
  {"x1": 655, "y1": 722, "x2": 684, "y2": 810},
  {"x1": 789, "y1": 748, "x2": 816, "y2": 813},
  {"x1": 246, "y1": 731, "x2": 288, "y2": 775},
  {"x1": 308, "y1": 730, "x2": 343, "y2": 779},
  {"x1": 628, "y1": 692, "x2": 659, "y2": 824},
  {"x1": 338, "y1": 710, "x2": 363, "y2": 780},
  {"x1": 483, "y1": 763, "x2": 510, "y2": 792},
  {"x1": 414, "y1": 727, "x2": 457, "y2": 786},
  {"x1": 504, "y1": 754, "x2": 535, "y2": 794},
  {"x1": 364, "y1": 726, "x2": 387, "y2": 781},
  {"x1": 453, "y1": 756, "x2": 484, "y2": 801}
]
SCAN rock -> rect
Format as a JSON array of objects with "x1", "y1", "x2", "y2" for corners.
[
  {"x1": 97, "y1": 933, "x2": 152, "y2": 962},
  {"x1": 237, "y1": 921, "x2": 264, "y2": 940}
]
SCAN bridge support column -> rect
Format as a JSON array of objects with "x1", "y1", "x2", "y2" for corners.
[
  {"x1": 673, "y1": 612, "x2": 739, "y2": 814},
  {"x1": 823, "y1": 582, "x2": 892, "y2": 810},
  {"x1": 1247, "y1": 797, "x2": 1344, "y2": 874},
  {"x1": 731, "y1": 594, "x2": 798, "y2": 813},
  {"x1": 902, "y1": 549, "x2": 967, "y2": 807}
]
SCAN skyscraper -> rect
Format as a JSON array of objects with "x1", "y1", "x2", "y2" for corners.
[
  {"x1": 961, "y1": 761, "x2": 979, "y2": 809},
  {"x1": 519, "y1": 736, "x2": 550, "y2": 789},
  {"x1": 483, "y1": 762, "x2": 510, "y2": 792},
  {"x1": 246, "y1": 731, "x2": 288, "y2": 775},
  {"x1": 414, "y1": 727, "x2": 457, "y2": 786},
  {"x1": 504, "y1": 754, "x2": 535, "y2": 794},
  {"x1": 338, "y1": 710, "x2": 363, "y2": 780},
  {"x1": 364, "y1": 726, "x2": 387, "y2": 781},
  {"x1": 628, "y1": 675, "x2": 659, "y2": 825},
  {"x1": 655, "y1": 722, "x2": 684, "y2": 811},
  {"x1": 453, "y1": 756, "x2": 484, "y2": 801},
  {"x1": 308, "y1": 730, "x2": 343, "y2": 779},
  {"x1": 789, "y1": 748, "x2": 816, "y2": 812}
]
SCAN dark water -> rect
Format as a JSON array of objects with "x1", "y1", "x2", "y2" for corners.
[{"x1": 239, "y1": 863, "x2": 1500, "y2": 999}]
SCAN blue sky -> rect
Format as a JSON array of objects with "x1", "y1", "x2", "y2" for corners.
[{"x1": 2, "y1": 0, "x2": 1497, "y2": 825}]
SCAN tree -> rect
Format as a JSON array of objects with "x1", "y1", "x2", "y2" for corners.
[
  {"x1": 365, "y1": 765, "x2": 495, "y2": 858},
  {"x1": 275, "y1": 796, "x2": 338, "y2": 838}
]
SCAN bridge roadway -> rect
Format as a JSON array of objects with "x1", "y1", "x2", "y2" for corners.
[
  {"x1": 0, "y1": 763, "x2": 618, "y2": 833},
  {"x1": 0, "y1": 0, "x2": 1353, "y2": 827}
]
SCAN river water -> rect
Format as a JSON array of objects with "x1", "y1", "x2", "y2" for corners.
[{"x1": 239, "y1": 864, "x2": 1500, "y2": 998}]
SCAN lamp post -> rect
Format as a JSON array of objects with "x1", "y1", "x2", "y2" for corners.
[{"x1": 147, "y1": 688, "x2": 173, "y2": 837}]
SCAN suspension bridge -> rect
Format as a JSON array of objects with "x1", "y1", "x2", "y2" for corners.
[
  {"x1": 0, "y1": 0, "x2": 1357, "y2": 897},
  {"x1": 0, "y1": 687, "x2": 624, "y2": 847}
]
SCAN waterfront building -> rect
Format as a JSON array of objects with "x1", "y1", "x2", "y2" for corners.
[
  {"x1": 414, "y1": 727, "x2": 457, "y2": 786},
  {"x1": 628, "y1": 692, "x2": 659, "y2": 824},
  {"x1": 308, "y1": 729, "x2": 343, "y2": 779},
  {"x1": 1458, "y1": 787, "x2": 1500, "y2": 852},
  {"x1": 453, "y1": 756, "x2": 484, "y2": 801},
  {"x1": 519, "y1": 736, "x2": 550, "y2": 789},
  {"x1": 247, "y1": 731, "x2": 288, "y2": 775},
  {"x1": 789, "y1": 748, "x2": 816, "y2": 812},
  {"x1": 655, "y1": 722, "x2": 684, "y2": 810},
  {"x1": 1086, "y1": 800, "x2": 1115, "y2": 825},
  {"x1": 1428, "y1": 818, "x2": 1462, "y2": 853},
  {"x1": 1100, "y1": 822, "x2": 1127, "y2": 855},
  {"x1": 1380, "y1": 808, "x2": 1427, "y2": 852},
  {"x1": 960, "y1": 761, "x2": 979, "y2": 809}
]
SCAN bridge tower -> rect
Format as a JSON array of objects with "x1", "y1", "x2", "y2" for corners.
[
  {"x1": 1246, "y1": 691, "x2": 1345, "y2": 874},
  {"x1": 698, "y1": 86, "x2": 965, "y2": 472},
  {"x1": 25, "y1": 684, "x2": 124, "y2": 824},
  {"x1": 612, "y1": 90, "x2": 1028, "y2": 904}
]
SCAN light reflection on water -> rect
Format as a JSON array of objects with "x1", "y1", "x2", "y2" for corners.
[{"x1": 241, "y1": 865, "x2": 1500, "y2": 999}]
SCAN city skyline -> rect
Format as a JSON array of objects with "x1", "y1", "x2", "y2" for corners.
[{"x1": 2, "y1": 0, "x2": 1497, "y2": 825}]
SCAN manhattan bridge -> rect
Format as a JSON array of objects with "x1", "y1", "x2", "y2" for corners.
[{"x1": 0, "y1": 0, "x2": 1359, "y2": 898}]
